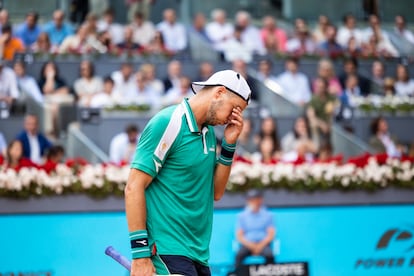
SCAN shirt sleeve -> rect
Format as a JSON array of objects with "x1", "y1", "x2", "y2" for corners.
[{"x1": 131, "y1": 110, "x2": 180, "y2": 177}]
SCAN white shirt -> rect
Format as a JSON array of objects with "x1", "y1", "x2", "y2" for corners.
[
  {"x1": 156, "y1": 21, "x2": 187, "y2": 52},
  {"x1": 363, "y1": 28, "x2": 399, "y2": 57},
  {"x1": 111, "y1": 71, "x2": 137, "y2": 105},
  {"x1": 17, "y1": 75, "x2": 43, "y2": 103},
  {"x1": 241, "y1": 25, "x2": 266, "y2": 55},
  {"x1": 89, "y1": 92, "x2": 115, "y2": 108},
  {"x1": 163, "y1": 87, "x2": 193, "y2": 107},
  {"x1": 394, "y1": 27, "x2": 414, "y2": 45},
  {"x1": 205, "y1": 21, "x2": 234, "y2": 51},
  {"x1": 74, "y1": 77, "x2": 104, "y2": 106},
  {"x1": 97, "y1": 20, "x2": 125, "y2": 44},
  {"x1": 131, "y1": 21, "x2": 156, "y2": 46},
  {"x1": 379, "y1": 134, "x2": 400, "y2": 158},
  {"x1": 222, "y1": 38, "x2": 253, "y2": 63},
  {"x1": 286, "y1": 38, "x2": 316, "y2": 54},
  {"x1": 133, "y1": 86, "x2": 161, "y2": 110},
  {"x1": 28, "y1": 133, "x2": 41, "y2": 164},
  {"x1": 337, "y1": 26, "x2": 364, "y2": 47},
  {"x1": 276, "y1": 71, "x2": 312, "y2": 105},
  {"x1": 0, "y1": 67, "x2": 19, "y2": 99},
  {"x1": 395, "y1": 80, "x2": 414, "y2": 96},
  {"x1": 109, "y1": 132, "x2": 138, "y2": 164}
]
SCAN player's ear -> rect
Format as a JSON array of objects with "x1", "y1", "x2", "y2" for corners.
[{"x1": 214, "y1": 86, "x2": 226, "y2": 99}]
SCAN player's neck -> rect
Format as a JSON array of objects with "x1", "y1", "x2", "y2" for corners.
[{"x1": 188, "y1": 96, "x2": 208, "y2": 131}]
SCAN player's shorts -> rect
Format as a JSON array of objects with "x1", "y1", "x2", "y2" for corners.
[{"x1": 152, "y1": 254, "x2": 211, "y2": 276}]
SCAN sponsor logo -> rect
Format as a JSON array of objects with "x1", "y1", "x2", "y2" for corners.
[{"x1": 355, "y1": 227, "x2": 414, "y2": 270}]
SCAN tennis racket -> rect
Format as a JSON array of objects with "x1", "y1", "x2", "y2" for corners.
[
  {"x1": 105, "y1": 246, "x2": 183, "y2": 276},
  {"x1": 105, "y1": 246, "x2": 131, "y2": 271}
]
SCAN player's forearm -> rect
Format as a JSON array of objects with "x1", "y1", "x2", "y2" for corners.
[
  {"x1": 213, "y1": 163, "x2": 231, "y2": 201},
  {"x1": 124, "y1": 169, "x2": 151, "y2": 231}
]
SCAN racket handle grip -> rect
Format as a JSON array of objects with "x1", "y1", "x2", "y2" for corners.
[{"x1": 105, "y1": 246, "x2": 132, "y2": 271}]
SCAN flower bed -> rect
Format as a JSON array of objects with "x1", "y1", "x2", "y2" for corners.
[{"x1": 0, "y1": 155, "x2": 413, "y2": 198}]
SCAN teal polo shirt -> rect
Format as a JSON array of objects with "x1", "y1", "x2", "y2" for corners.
[{"x1": 131, "y1": 99, "x2": 217, "y2": 266}]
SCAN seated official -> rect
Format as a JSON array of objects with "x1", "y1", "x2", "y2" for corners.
[{"x1": 235, "y1": 189, "x2": 276, "y2": 266}]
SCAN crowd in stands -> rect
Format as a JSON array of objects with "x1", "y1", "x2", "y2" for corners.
[{"x1": 0, "y1": 5, "x2": 414, "y2": 172}]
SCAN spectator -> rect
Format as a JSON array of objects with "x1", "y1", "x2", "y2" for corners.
[
  {"x1": 38, "y1": 61, "x2": 73, "y2": 137},
  {"x1": 111, "y1": 62, "x2": 137, "y2": 105},
  {"x1": 235, "y1": 10, "x2": 266, "y2": 56},
  {"x1": 382, "y1": 77, "x2": 396, "y2": 97},
  {"x1": 393, "y1": 15, "x2": 414, "y2": 45},
  {"x1": 125, "y1": 0, "x2": 155, "y2": 22},
  {"x1": 317, "y1": 24, "x2": 343, "y2": 58},
  {"x1": 89, "y1": 76, "x2": 116, "y2": 108},
  {"x1": 222, "y1": 25, "x2": 253, "y2": 63},
  {"x1": 314, "y1": 58, "x2": 342, "y2": 96},
  {"x1": 141, "y1": 30, "x2": 173, "y2": 57},
  {"x1": 43, "y1": 10, "x2": 74, "y2": 47},
  {"x1": 316, "y1": 141, "x2": 334, "y2": 163},
  {"x1": 109, "y1": 124, "x2": 140, "y2": 165},
  {"x1": 133, "y1": 71, "x2": 160, "y2": 109},
  {"x1": 190, "y1": 12, "x2": 210, "y2": 43},
  {"x1": 139, "y1": 63, "x2": 164, "y2": 95},
  {"x1": 336, "y1": 74, "x2": 361, "y2": 121},
  {"x1": 369, "y1": 116, "x2": 403, "y2": 158},
  {"x1": 235, "y1": 189, "x2": 275, "y2": 266},
  {"x1": 31, "y1": 32, "x2": 56, "y2": 54},
  {"x1": 312, "y1": 15, "x2": 329, "y2": 44},
  {"x1": 74, "y1": 60, "x2": 103, "y2": 106},
  {"x1": 42, "y1": 145, "x2": 65, "y2": 173},
  {"x1": 13, "y1": 60, "x2": 43, "y2": 103},
  {"x1": 0, "y1": 24, "x2": 25, "y2": 61},
  {"x1": 232, "y1": 59, "x2": 257, "y2": 101},
  {"x1": 338, "y1": 57, "x2": 370, "y2": 96},
  {"x1": 4, "y1": 140, "x2": 38, "y2": 171},
  {"x1": 286, "y1": 23, "x2": 316, "y2": 56},
  {"x1": 130, "y1": 11, "x2": 155, "y2": 47},
  {"x1": 343, "y1": 36, "x2": 363, "y2": 58},
  {"x1": 362, "y1": 28, "x2": 399, "y2": 58},
  {"x1": 306, "y1": 77, "x2": 338, "y2": 144},
  {"x1": 115, "y1": 26, "x2": 142, "y2": 55},
  {"x1": 205, "y1": 9, "x2": 234, "y2": 53},
  {"x1": 337, "y1": 13, "x2": 363, "y2": 48},
  {"x1": 281, "y1": 115, "x2": 319, "y2": 155},
  {"x1": 370, "y1": 60, "x2": 386, "y2": 94},
  {"x1": 16, "y1": 114, "x2": 52, "y2": 164},
  {"x1": 59, "y1": 24, "x2": 106, "y2": 54},
  {"x1": 197, "y1": 61, "x2": 214, "y2": 81},
  {"x1": 256, "y1": 59, "x2": 278, "y2": 83},
  {"x1": 260, "y1": 15, "x2": 287, "y2": 54},
  {"x1": 0, "y1": 131, "x2": 6, "y2": 156},
  {"x1": 156, "y1": 9, "x2": 187, "y2": 53},
  {"x1": 235, "y1": 117, "x2": 257, "y2": 158},
  {"x1": 162, "y1": 60, "x2": 182, "y2": 93},
  {"x1": 163, "y1": 75, "x2": 193, "y2": 106},
  {"x1": 253, "y1": 116, "x2": 280, "y2": 153},
  {"x1": 0, "y1": 9, "x2": 9, "y2": 33},
  {"x1": 15, "y1": 11, "x2": 41, "y2": 47},
  {"x1": 276, "y1": 57, "x2": 312, "y2": 106},
  {"x1": 252, "y1": 135, "x2": 280, "y2": 164},
  {"x1": 362, "y1": 14, "x2": 399, "y2": 57},
  {"x1": 97, "y1": 8, "x2": 124, "y2": 45},
  {"x1": 394, "y1": 64, "x2": 414, "y2": 97},
  {"x1": 0, "y1": 59, "x2": 20, "y2": 113}
]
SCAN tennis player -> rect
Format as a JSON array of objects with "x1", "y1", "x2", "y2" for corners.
[{"x1": 125, "y1": 70, "x2": 251, "y2": 276}]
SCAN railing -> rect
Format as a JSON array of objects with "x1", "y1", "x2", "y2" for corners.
[{"x1": 66, "y1": 122, "x2": 110, "y2": 164}]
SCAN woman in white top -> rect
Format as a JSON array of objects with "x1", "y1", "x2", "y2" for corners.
[
  {"x1": 74, "y1": 60, "x2": 103, "y2": 106},
  {"x1": 394, "y1": 64, "x2": 414, "y2": 97}
]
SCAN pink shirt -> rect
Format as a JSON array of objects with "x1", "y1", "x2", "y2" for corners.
[{"x1": 260, "y1": 28, "x2": 287, "y2": 52}]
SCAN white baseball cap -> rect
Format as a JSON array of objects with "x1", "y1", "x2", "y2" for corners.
[{"x1": 191, "y1": 70, "x2": 252, "y2": 104}]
